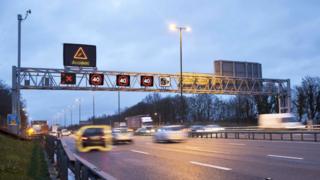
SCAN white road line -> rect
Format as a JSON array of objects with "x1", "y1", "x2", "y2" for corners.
[
  {"x1": 267, "y1": 154, "x2": 304, "y2": 160},
  {"x1": 185, "y1": 146, "x2": 228, "y2": 154},
  {"x1": 130, "y1": 149, "x2": 150, "y2": 155},
  {"x1": 228, "y1": 143, "x2": 245, "y2": 146},
  {"x1": 185, "y1": 146, "x2": 200, "y2": 149},
  {"x1": 190, "y1": 161, "x2": 232, "y2": 171}
]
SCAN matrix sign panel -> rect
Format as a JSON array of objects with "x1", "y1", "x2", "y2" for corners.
[
  {"x1": 140, "y1": 76, "x2": 154, "y2": 87},
  {"x1": 116, "y1": 75, "x2": 130, "y2": 86},
  {"x1": 63, "y1": 43, "x2": 96, "y2": 67},
  {"x1": 61, "y1": 73, "x2": 76, "y2": 84},
  {"x1": 89, "y1": 73, "x2": 104, "y2": 86},
  {"x1": 159, "y1": 76, "x2": 171, "y2": 87}
]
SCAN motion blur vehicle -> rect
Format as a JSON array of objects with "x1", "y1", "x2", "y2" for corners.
[
  {"x1": 49, "y1": 131, "x2": 58, "y2": 137},
  {"x1": 49, "y1": 124, "x2": 59, "y2": 137},
  {"x1": 259, "y1": 113, "x2": 305, "y2": 129},
  {"x1": 125, "y1": 115, "x2": 154, "y2": 130},
  {"x1": 153, "y1": 125, "x2": 187, "y2": 143},
  {"x1": 75, "y1": 125, "x2": 112, "y2": 152},
  {"x1": 61, "y1": 129, "x2": 71, "y2": 136},
  {"x1": 112, "y1": 128, "x2": 133, "y2": 144},
  {"x1": 135, "y1": 127, "x2": 155, "y2": 136},
  {"x1": 190, "y1": 125, "x2": 205, "y2": 132},
  {"x1": 31, "y1": 120, "x2": 49, "y2": 135},
  {"x1": 203, "y1": 125, "x2": 225, "y2": 132}
]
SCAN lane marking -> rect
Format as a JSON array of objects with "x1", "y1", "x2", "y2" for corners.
[
  {"x1": 185, "y1": 146, "x2": 228, "y2": 154},
  {"x1": 267, "y1": 154, "x2": 303, "y2": 160},
  {"x1": 185, "y1": 146, "x2": 200, "y2": 149},
  {"x1": 130, "y1": 149, "x2": 150, "y2": 155},
  {"x1": 228, "y1": 143, "x2": 245, "y2": 146},
  {"x1": 190, "y1": 161, "x2": 232, "y2": 171}
]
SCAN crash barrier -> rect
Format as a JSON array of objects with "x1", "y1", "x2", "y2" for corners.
[
  {"x1": 222, "y1": 125, "x2": 320, "y2": 131},
  {"x1": 189, "y1": 130, "x2": 320, "y2": 142},
  {"x1": 44, "y1": 135, "x2": 115, "y2": 180}
]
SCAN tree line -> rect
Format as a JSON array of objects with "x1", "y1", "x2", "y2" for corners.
[
  {"x1": 92, "y1": 76, "x2": 320, "y2": 126},
  {"x1": 0, "y1": 80, "x2": 27, "y2": 129}
]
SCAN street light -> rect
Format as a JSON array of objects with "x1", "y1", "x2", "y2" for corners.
[
  {"x1": 75, "y1": 98, "x2": 82, "y2": 124},
  {"x1": 154, "y1": 112, "x2": 162, "y2": 127},
  {"x1": 92, "y1": 91, "x2": 96, "y2": 120},
  {"x1": 68, "y1": 105, "x2": 73, "y2": 126},
  {"x1": 118, "y1": 91, "x2": 120, "y2": 124},
  {"x1": 62, "y1": 109, "x2": 66, "y2": 127},
  {"x1": 16, "y1": 9, "x2": 31, "y2": 134},
  {"x1": 169, "y1": 23, "x2": 191, "y2": 124}
]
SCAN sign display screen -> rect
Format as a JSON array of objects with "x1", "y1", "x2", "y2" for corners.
[
  {"x1": 140, "y1": 76, "x2": 154, "y2": 87},
  {"x1": 89, "y1": 73, "x2": 104, "y2": 86},
  {"x1": 63, "y1": 43, "x2": 96, "y2": 67},
  {"x1": 61, "y1": 73, "x2": 76, "y2": 84},
  {"x1": 7, "y1": 114, "x2": 18, "y2": 126},
  {"x1": 159, "y1": 76, "x2": 171, "y2": 87},
  {"x1": 116, "y1": 75, "x2": 130, "y2": 86}
]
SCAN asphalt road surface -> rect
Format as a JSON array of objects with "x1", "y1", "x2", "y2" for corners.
[{"x1": 62, "y1": 135, "x2": 320, "y2": 180}]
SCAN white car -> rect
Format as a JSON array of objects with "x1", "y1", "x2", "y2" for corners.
[
  {"x1": 112, "y1": 128, "x2": 133, "y2": 144},
  {"x1": 49, "y1": 131, "x2": 58, "y2": 137},
  {"x1": 61, "y1": 129, "x2": 71, "y2": 136},
  {"x1": 135, "y1": 127, "x2": 155, "y2": 135},
  {"x1": 153, "y1": 125, "x2": 187, "y2": 143},
  {"x1": 203, "y1": 125, "x2": 225, "y2": 132}
]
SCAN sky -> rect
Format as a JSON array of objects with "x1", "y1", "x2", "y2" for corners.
[{"x1": 0, "y1": 0, "x2": 320, "y2": 125}]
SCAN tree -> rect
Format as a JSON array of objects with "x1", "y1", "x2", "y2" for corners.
[
  {"x1": 301, "y1": 77, "x2": 320, "y2": 123},
  {"x1": 293, "y1": 86, "x2": 306, "y2": 121},
  {"x1": 0, "y1": 80, "x2": 28, "y2": 129}
]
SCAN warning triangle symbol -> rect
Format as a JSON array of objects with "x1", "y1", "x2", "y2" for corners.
[{"x1": 73, "y1": 47, "x2": 88, "y2": 60}]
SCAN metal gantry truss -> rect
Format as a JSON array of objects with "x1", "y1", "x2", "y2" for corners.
[{"x1": 12, "y1": 66, "x2": 291, "y2": 112}]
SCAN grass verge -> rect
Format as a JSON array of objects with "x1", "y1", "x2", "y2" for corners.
[{"x1": 0, "y1": 133, "x2": 49, "y2": 179}]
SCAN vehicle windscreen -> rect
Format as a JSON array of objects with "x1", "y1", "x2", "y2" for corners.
[
  {"x1": 206, "y1": 125, "x2": 219, "y2": 128},
  {"x1": 113, "y1": 129, "x2": 128, "y2": 133},
  {"x1": 83, "y1": 128, "x2": 104, "y2": 137},
  {"x1": 191, "y1": 126, "x2": 203, "y2": 130},
  {"x1": 281, "y1": 117, "x2": 297, "y2": 123},
  {"x1": 164, "y1": 126, "x2": 183, "y2": 131}
]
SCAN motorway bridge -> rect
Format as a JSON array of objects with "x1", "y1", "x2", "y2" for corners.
[{"x1": 59, "y1": 135, "x2": 320, "y2": 180}]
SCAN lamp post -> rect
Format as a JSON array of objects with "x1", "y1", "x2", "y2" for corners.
[
  {"x1": 93, "y1": 92, "x2": 96, "y2": 120},
  {"x1": 169, "y1": 24, "x2": 191, "y2": 124},
  {"x1": 118, "y1": 91, "x2": 120, "y2": 123},
  {"x1": 75, "y1": 98, "x2": 81, "y2": 124},
  {"x1": 63, "y1": 109, "x2": 66, "y2": 128},
  {"x1": 68, "y1": 105, "x2": 73, "y2": 126},
  {"x1": 154, "y1": 112, "x2": 162, "y2": 127},
  {"x1": 16, "y1": 9, "x2": 31, "y2": 134}
]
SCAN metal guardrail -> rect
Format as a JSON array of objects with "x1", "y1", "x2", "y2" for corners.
[
  {"x1": 44, "y1": 135, "x2": 114, "y2": 180},
  {"x1": 222, "y1": 125, "x2": 320, "y2": 131},
  {"x1": 190, "y1": 130, "x2": 320, "y2": 142}
]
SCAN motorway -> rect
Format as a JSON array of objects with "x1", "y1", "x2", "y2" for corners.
[{"x1": 62, "y1": 136, "x2": 320, "y2": 180}]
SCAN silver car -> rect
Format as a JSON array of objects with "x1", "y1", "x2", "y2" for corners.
[
  {"x1": 153, "y1": 125, "x2": 187, "y2": 143},
  {"x1": 112, "y1": 128, "x2": 133, "y2": 144}
]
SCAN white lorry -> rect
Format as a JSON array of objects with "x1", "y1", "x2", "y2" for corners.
[{"x1": 258, "y1": 113, "x2": 305, "y2": 129}]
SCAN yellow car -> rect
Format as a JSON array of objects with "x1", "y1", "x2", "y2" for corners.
[{"x1": 75, "y1": 125, "x2": 112, "y2": 152}]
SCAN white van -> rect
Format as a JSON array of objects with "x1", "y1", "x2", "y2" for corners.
[{"x1": 258, "y1": 113, "x2": 305, "y2": 129}]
